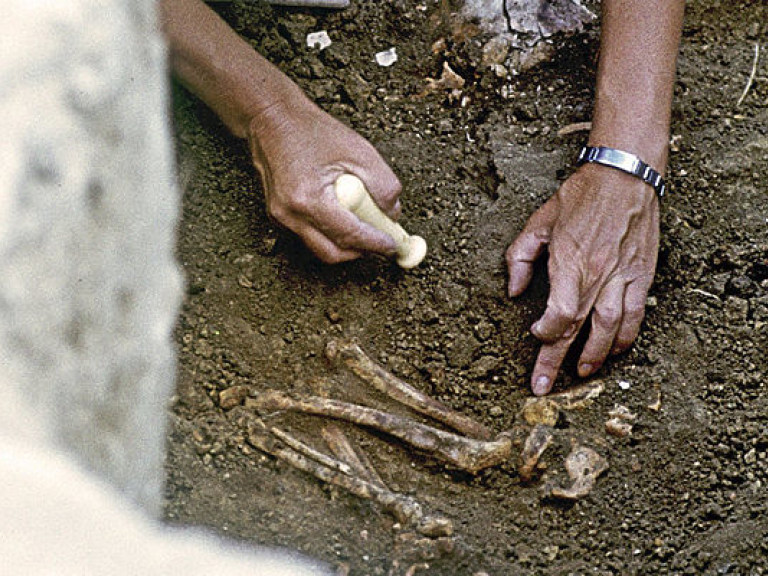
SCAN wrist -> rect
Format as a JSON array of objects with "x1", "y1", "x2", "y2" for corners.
[
  {"x1": 245, "y1": 83, "x2": 317, "y2": 147},
  {"x1": 576, "y1": 145, "x2": 667, "y2": 198},
  {"x1": 587, "y1": 122, "x2": 670, "y2": 173}
]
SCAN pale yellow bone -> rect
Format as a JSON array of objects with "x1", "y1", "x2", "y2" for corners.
[{"x1": 334, "y1": 174, "x2": 427, "y2": 269}]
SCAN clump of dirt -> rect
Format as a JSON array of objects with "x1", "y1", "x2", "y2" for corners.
[{"x1": 165, "y1": 1, "x2": 767, "y2": 574}]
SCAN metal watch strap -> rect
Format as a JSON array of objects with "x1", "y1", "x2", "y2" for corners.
[{"x1": 576, "y1": 146, "x2": 667, "y2": 198}]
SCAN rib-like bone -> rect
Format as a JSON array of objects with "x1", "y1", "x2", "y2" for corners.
[
  {"x1": 253, "y1": 390, "x2": 511, "y2": 474},
  {"x1": 321, "y1": 424, "x2": 387, "y2": 489},
  {"x1": 270, "y1": 426, "x2": 353, "y2": 476},
  {"x1": 326, "y1": 339, "x2": 492, "y2": 440},
  {"x1": 247, "y1": 422, "x2": 424, "y2": 525}
]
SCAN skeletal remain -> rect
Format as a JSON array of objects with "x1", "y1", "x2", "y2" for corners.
[
  {"x1": 335, "y1": 175, "x2": 426, "y2": 269},
  {"x1": 520, "y1": 397, "x2": 560, "y2": 427},
  {"x1": 518, "y1": 424, "x2": 554, "y2": 482},
  {"x1": 252, "y1": 390, "x2": 511, "y2": 474},
  {"x1": 605, "y1": 405, "x2": 637, "y2": 438},
  {"x1": 548, "y1": 380, "x2": 605, "y2": 409},
  {"x1": 322, "y1": 423, "x2": 386, "y2": 489},
  {"x1": 247, "y1": 420, "x2": 424, "y2": 525},
  {"x1": 326, "y1": 338, "x2": 492, "y2": 440},
  {"x1": 521, "y1": 380, "x2": 605, "y2": 425},
  {"x1": 550, "y1": 445, "x2": 608, "y2": 500},
  {"x1": 269, "y1": 426, "x2": 353, "y2": 476}
]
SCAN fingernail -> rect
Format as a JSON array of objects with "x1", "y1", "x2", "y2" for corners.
[
  {"x1": 530, "y1": 321, "x2": 540, "y2": 335},
  {"x1": 533, "y1": 375, "x2": 550, "y2": 396},
  {"x1": 579, "y1": 363, "x2": 593, "y2": 377}
]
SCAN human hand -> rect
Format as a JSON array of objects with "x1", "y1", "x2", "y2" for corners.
[
  {"x1": 506, "y1": 164, "x2": 659, "y2": 395},
  {"x1": 247, "y1": 98, "x2": 402, "y2": 264}
]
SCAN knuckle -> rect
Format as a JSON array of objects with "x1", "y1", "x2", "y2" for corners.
[
  {"x1": 284, "y1": 193, "x2": 312, "y2": 214},
  {"x1": 624, "y1": 300, "x2": 646, "y2": 319},
  {"x1": 267, "y1": 203, "x2": 288, "y2": 224},
  {"x1": 612, "y1": 337, "x2": 635, "y2": 354},
  {"x1": 549, "y1": 302, "x2": 579, "y2": 325},
  {"x1": 596, "y1": 303, "x2": 622, "y2": 327},
  {"x1": 315, "y1": 247, "x2": 348, "y2": 265}
]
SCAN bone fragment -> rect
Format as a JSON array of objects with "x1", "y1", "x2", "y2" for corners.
[
  {"x1": 518, "y1": 424, "x2": 554, "y2": 482},
  {"x1": 550, "y1": 446, "x2": 608, "y2": 500},
  {"x1": 415, "y1": 516, "x2": 454, "y2": 538},
  {"x1": 269, "y1": 426, "x2": 353, "y2": 476},
  {"x1": 321, "y1": 423, "x2": 386, "y2": 489},
  {"x1": 605, "y1": 419, "x2": 633, "y2": 438},
  {"x1": 548, "y1": 380, "x2": 605, "y2": 409},
  {"x1": 247, "y1": 422, "x2": 424, "y2": 525},
  {"x1": 605, "y1": 405, "x2": 637, "y2": 438},
  {"x1": 252, "y1": 390, "x2": 511, "y2": 474},
  {"x1": 520, "y1": 398, "x2": 560, "y2": 426},
  {"x1": 521, "y1": 380, "x2": 605, "y2": 425},
  {"x1": 326, "y1": 339, "x2": 492, "y2": 440}
]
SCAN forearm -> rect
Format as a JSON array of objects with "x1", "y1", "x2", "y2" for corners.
[
  {"x1": 159, "y1": 0, "x2": 307, "y2": 138},
  {"x1": 588, "y1": 0, "x2": 685, "y2": 171}
]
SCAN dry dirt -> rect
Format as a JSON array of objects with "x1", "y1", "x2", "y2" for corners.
[{"x1": 164, "y1": 1, "x2": 768, "y2": 574}]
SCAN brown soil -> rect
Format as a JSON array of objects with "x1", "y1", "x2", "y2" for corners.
[{"x1": 164, "y1": 1, "x2": 768, "y2": 574}]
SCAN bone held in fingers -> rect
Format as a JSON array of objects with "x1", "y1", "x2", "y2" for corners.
[
  {"x1": 252, "y1": 390, "x2": 511, "y2": 474},
  {"x1": 335, "y1": 174, "x2": 427, "y2": 269},
  {"x1": 326, "y1": 338, "x2": 492, "y2": 440}
]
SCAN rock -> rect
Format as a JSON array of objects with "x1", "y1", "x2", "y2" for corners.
[
  {"x1": 481, "y1": 35, "x2": 510, "y2": 67},
  {"x1": 445, "y1": 333, "x2": 480, "y2": 368},
  {"x1": 416, "y1": 516, "x2": 454, "y2": 538},
  {"x1": 306, "y1": 30, "x2": 331, "y2": 51},
  {"x1": 605, "y1": 419, "x2": 633, "y2": 438},
  {"x1": 474, "y1": 321, "x2": 495, "y2": 341},
  {"x1": 375, "y1": 47, "x2": 398, "y2": 67},
  {"x1": 218, "y1": 385, "x2": 251, "y2": 410},
  {"x1": 469, "y1": 355, "x2": 501, "y2": 378}
]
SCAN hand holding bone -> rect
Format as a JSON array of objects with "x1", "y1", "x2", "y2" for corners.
[
  {"x1": 335, "y1": 174, "x2": 427, "y2": 268},
  {"x1": 161, "y1": 0, "x2": 402, "y2": 264}
]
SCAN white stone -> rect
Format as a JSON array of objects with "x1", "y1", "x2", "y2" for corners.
[
  {"x1": 375, "y1": 47, "x2": 398, "y2": 67},
  {"x1": 307, "y1": 30, "x2": 332, "y2": 50}
]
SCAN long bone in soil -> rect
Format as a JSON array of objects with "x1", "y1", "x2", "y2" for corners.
[
  {"x1": 325, "y1": 338, "x2": 492, "y2": 440},
  {"x1": 247, "y1": 420, "x2": 425, "y2": 525},
  {"x1": 321, "y1": 423, "x2": 387, "y2": 489},
  {"x1": 252, "y1": 390, "x2": 511, "y2": 474}
]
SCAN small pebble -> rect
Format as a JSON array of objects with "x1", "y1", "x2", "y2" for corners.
[
  {"x1": 306, "y1": 30, "x2": 332, "y2": 50},
  {"x1": 375, "y1": 47, "x2": 398, "y2": 67}
]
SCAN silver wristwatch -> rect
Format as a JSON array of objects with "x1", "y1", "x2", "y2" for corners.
[{"x1": 576, "y1": 146, "x2": 667, "y2": 198}]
